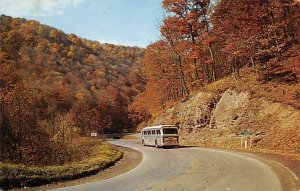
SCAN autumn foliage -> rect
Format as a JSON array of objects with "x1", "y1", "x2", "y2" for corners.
[
  {"x1": 0, "y1": 0, "x2": 299, "y2": 165},
  {"x1": 0, "y1": 15, "x2": 146, "y2": 165},
  {"x1": 137, "y1": 0, "x2": 300, "y2": 115}
]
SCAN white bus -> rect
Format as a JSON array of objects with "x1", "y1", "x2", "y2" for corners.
[{"x1": 141, "y1": 125, "x2": 179, "y2": 148}]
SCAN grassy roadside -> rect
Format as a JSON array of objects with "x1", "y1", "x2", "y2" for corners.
[
  {"x1": 0, "y1": 141, "x2": 123, "y2": 190},
  {"x1": 32, "y1": 145, "x2": 143, "y2": 191}
]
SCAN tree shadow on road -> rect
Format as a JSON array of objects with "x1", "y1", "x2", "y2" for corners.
[{"x1": 160, "y1": 145, "x2": 197, "y2": 150}]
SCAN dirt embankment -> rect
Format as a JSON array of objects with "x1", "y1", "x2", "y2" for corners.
[{"x1": 151, "y1": 88, "x2": 300, "y2": 158}]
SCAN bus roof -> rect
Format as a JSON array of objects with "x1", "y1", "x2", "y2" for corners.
[{"x1": 141, "y1": 125, "x2": 177, "y2": 131}]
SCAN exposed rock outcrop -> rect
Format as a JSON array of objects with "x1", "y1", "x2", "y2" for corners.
[{"x1": 151, "y1": 89, "x2": 300, "y2": 154}]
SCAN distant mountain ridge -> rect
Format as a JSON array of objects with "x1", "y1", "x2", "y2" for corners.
[
  {"x1": 0, "y1": 15, "x2": 146, "y2": 165},
  {"x1": 0, "y1": 15, "x2": 145, "y2": 103}
]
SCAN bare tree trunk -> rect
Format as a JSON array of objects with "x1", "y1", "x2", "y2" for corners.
[
  {"x1": 209, "y1": 45, "x2": 217, "y2": 82},
  {"x1": 186, "y1": 20, "x2": 200, "y2": 82},
  {"x1": 251, "y1": 57, "x2": 255, "y2": 71},
  {"x1": 233, "y1": 57, "x2": 240, "y2": 79},
  {"x1": 268, "y1": 10, "x2": 282, "y2": 60},
  {"x1": 179, "y1": 73, "x2": 189, "y2": 96},
  {"x1": 162, "y1": 19, "x2": 190, "y2": 96},
  {"x1": 17, "y1": 99, "x2": 22, "y2": 162},
  {"x1": 193, "y1": 58, "x2": 200, "y2": 81},
  {"x1": 0, "y1": 97, "x2": 4, "y2": 161},
  {"x1": 52, "y1": 115, "x2": 55, "y2": 136},
  {"x1": 173, "y1": 48, "x2": 189, "y2": 96}
]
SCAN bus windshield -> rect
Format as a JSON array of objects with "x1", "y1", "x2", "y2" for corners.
[{"x1": 162, "y1": 128, "x2": 178, "y2": 134}]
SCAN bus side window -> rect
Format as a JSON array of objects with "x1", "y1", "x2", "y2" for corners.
[
  {"x1": 156, "y1": 130, "x2": 161, "y2": 135},
  {"x1": 148, "y1": 131, "x2": 151, "y2": 135},
  {"x1": 152, "y1": 130, "x2": 155, "y2": 135}
]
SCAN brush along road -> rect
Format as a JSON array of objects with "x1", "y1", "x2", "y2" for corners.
[{"x1": 53, "y1": 139, "x2": 298, "y2": 191}]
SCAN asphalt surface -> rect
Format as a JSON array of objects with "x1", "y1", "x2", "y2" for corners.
[{"x1": 53, "y1": 140, "x2": 285, "y2": 191}]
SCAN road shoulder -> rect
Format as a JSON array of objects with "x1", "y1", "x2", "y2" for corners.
[
  {"x1": 251, "y1": 152, "x2": 300, "y2": 191},
  {"x1": 221, "y1": 149, "x2": 300, "y2": 191}
]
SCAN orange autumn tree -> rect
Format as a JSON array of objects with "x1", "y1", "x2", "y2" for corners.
[
  {"x1": 138, "y1": 0, "x2": 299, "y2": 118},
  {"x1": 212, "y1": 0, "x2": 300, "y2": 81},
  {"x1": 162, "y1": 0, "x2": 221, "y2": 83},
  {"x1": 0, "y1": 54, "x2": 54, "y2": 165},
  {"x1": 139, "y1": 0, "x2": 226, "y2": 116},
  {"x1": 134, "y1": 40, "x2": 182, "y2": 115}
]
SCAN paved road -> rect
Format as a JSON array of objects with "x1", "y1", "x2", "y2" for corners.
[{"x1": 54, "y1": 140, "x2": 283, "y2": 191}]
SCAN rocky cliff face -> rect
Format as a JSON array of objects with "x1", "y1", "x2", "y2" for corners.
[{"x1": 151, "y1": 89, "x2": 300, "y2": 154}]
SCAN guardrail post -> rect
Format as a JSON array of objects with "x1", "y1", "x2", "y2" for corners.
[{"x1": 240, "y1": 136, "x2": 243, "y2": 148}]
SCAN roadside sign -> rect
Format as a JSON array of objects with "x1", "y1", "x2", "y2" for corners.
[
  {"x1": 239, "y1": 129, "x2": 254, "y2": 149},
  {"x1": 240, "y1": 129, "x2": 253, "y2": 136},
  {"x1": 91, "y1": 132, "x2": 97, "y2": 137}
]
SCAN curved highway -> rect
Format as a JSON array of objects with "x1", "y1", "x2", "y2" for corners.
[{"x1": 54, "y1": 140, "x2": 286, "y2": 191}]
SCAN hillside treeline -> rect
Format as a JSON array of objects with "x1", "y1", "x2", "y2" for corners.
[
  {"x1": 133, "y1": 0, "x2": 300, "y2": 115},
  {"x1": 0, "y1": 15, "x2": 146, "y2": 165}
]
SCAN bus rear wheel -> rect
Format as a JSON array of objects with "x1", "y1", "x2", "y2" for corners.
[{"x1": 155, "y1": 140, "x2": 159, "y2": 148}]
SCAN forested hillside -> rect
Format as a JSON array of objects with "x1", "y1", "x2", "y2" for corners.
[
  {"x1": 1, "y1": 0, "x2": 299, "y2": 168},
  {"x1": 132, "y1": 0, "x2": 300, "y2": 115},
  {"x1": 131, "y1": 0, "x2": 300, "y2": 156},
  {"x1": 0, "y1": 15, "x2": 146, "y2": 165}
]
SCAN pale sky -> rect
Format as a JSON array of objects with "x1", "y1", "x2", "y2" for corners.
[{"x1": 0, "y1": 0, "x2": 164, "y2": 47}]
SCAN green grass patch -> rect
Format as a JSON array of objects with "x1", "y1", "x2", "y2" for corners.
[{"x1": 0, "y1": 142, "x2": 123, "y2": 190}]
